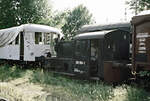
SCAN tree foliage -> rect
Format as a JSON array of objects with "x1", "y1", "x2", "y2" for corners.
[
  {"x1": 0, "y1": 0, "x2": 51, "y2": 29},
  {"x1": 127, "y1": 0, "x2": 150, "y2": 14},
  {"x1": 38, "y1": 10, "x2": 70, "y2": 28},
  {"x1": 39, "y1": 5, "x2": 93, "y2": 40},
  {"x1": 62, "y1": 5, "x2": 93, "y2": 40}
]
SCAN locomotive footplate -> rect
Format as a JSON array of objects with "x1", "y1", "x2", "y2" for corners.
[{"x1": 44, "y1": 57, "x2": 74, "y2": 73}]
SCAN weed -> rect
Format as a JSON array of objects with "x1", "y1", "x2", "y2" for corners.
[
  {"x1": 0, "y1": 64, "x2": 25, "y2": 82},
  {"x1": 0, "y1": 65, "x2": 150, "y2": 101},
  {"x1": 126, "y1": 86, "x2": 150, "y2": 101},
  {"x1": 30, "y1": 69, "x2": 114, "y2": 101}
]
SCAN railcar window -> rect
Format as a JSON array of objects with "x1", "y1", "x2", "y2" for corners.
[
  {"x1": 15, "y1": 34, "x2": 19, "y2": 44},
  {"x1": 9, "y1": 42, "x2": 13, "y2": 45},
  {"x1": 44, "y1": 33, "x2": 58, "y2": 56},
  {"x1": 44, "y1": 33, "x2": 51, "y2": 44},
  {"x1": 35, "y1": 32, "x2": 42, "y2": 44},
  {"x1": 44, "y1": 32, "x2": 58, "y2": 45},
  {"x1": 9, "y1": 40, "x2": 15, "y2": 45}
]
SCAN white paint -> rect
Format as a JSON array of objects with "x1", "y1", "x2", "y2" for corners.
[
  {"x1": 0, "y1": 24, "x2": 63, "y2": 61},
  {"x1": 136, "y1": 32, "x2": 150, "y2": 38},
  {"x1": 24, "y1": 32, "x2": 35, "y2": 61},
  {"x1": 136, "y1": 32, "x2": 149, "y2": 53},
  {"x1": 74, "y1": 68, "x2": 84, "y2": 73},
  {"x1": 138, "y1": 51, "x2": 146, "y2": 53},
  {"x1": 23, "y1": 32, "x2": 53, "y2": 61},
  {"x1": 75, "y1": 61, "x2": 85, "y2": 65},
  {"x1": 139, "y1": 42, "x2": 145, "y2": 46},
  {"x1": 0, "y1": 45, "x2": 20, "y2": 60},
  {"x1": 138, "y1": 47, "x2": 146, "y2": 51},
  {"x1": 0, "y1": 24, "x2": 63, "y2": 47},
  {"x1": 139, "y1": 38, "x2": 146, "y2": 42}
]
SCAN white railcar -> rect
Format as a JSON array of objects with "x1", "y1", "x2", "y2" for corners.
[{"x1": 0, "y1": 24, "x2": 63, "y2": 61}]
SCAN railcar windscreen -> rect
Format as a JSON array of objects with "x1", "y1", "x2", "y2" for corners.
[{"x1": 35, "y1": 32, "x2": 59, "y2": 45}]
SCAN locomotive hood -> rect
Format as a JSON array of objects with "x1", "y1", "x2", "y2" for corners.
[{"x1": 0, "y1": 24, "x2": 63, "y2": 47}]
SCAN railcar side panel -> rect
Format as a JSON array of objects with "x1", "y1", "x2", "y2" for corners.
[
  {"x1": 34, "y1": 45, "x2": 51, "y2": 58},
  {"x1": 0, "y1": 24, "x2": 63, "y2": 62},
  {"x1": 24, "y1": 32, "x2": 35, "y2": 61},
  {"x1": 0, "y1": 45, "x2": 20, "y2": 60},
  {"x1": 24, "y1": 32, "x2": 52, "y2": 61}
]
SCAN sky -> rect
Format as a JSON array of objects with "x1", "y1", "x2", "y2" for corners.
[{"x1": 49, "y1": 0, "x2": 134, "y2": 24}]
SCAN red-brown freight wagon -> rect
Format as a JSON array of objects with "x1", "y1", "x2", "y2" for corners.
[{"x1": 132, "y1": 11, "x2": 150, "y2": 74}]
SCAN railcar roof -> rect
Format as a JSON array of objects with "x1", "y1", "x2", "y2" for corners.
[
  {"x1": 0, "y1": 24, "x2": 63, "y2": 36},
  {"x1": 74, "y1": 30, "x2": 114, "y2": 40},
  {"x1": 132, "y1": 10, "x2": 150, "y2": 25},
  {"x1": 77, "y1": 22, "x2": 130, "y2": 34},
  {"x1": 0, "y1": 24, "x2": 63, "y2": 47}
]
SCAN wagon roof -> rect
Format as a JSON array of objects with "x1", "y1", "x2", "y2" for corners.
[
  {"x1": 74, "y1": 30, "x2": 114, "y2": 40},
  {"x1": 0, "y1": 24, "x2": 63, "y2": 47},
  {"x1": 77, "y1": 22, "x2": 130, "y2": 34},
  {"x1": 132, "y1": 10, "x2": 150, "y2": 25}
]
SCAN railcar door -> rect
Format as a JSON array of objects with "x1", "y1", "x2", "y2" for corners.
[
  {"x1": 20, "y1": 32, "x2": 24, "y2": 61},
  {"x1": 74, "y1": 40, "x2": 90, "y2": 77}
]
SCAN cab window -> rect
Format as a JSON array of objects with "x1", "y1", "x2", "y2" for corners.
[{"x1": 35, "y1": 32, "x2": 43, "y2": 44}]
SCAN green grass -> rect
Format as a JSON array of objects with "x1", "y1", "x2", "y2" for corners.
[
  {"x1": 30, "y1": 69, "x2": 150, "y2": 101},
  {"x1": 126, "y1": 86, "x2": 150, "y2": 101},
  {"x1": 30, "y1": 69, "x2": 114, "y2": 101},
  {"x1": 0, "y1": 64, "x2": 25, "y2": 82},
  {"x1": 0, "y1": 64, "x2": 150, "y2": 101}
]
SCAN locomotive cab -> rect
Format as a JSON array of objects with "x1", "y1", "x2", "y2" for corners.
[{"x1": 73, "y1": 23, "x2": 131, "y2": 81}]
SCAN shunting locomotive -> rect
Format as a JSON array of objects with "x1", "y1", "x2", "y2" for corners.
[{"x1": 44, "y1": 22, "x2": 131, "y2": 82}]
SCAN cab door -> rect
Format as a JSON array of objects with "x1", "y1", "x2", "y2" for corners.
[
  {"x1": 74, "y1": 40, "x2": 90, "y2": 77},
  {"x1": 90, "y1": 39, "x2": 101, "y2": 77}
]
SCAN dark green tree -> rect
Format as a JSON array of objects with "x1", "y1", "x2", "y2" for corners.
[
  {"x1": 0, "y1": 0, "x2": 51, "y2": 29},
  {"x1": 126, "y1": 0, "x2": 150, "y2": 14},
  {"x1": 62, "y1": 5, "x2": 93, "y2": 40}
]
